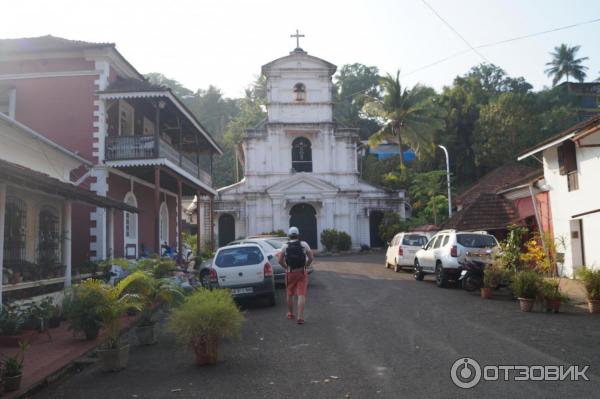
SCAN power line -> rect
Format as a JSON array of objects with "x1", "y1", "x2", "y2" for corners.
[
  {"x1": 334, "y1": 15, "x2": 600, "y2": 102},
  {"x1": 420, "y1": 0, "x2": 491, "y2": 64}
]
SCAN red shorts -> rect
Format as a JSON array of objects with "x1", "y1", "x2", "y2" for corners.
[{"x1": 286, "y1": 270, "x2": 308, "y2": 296}]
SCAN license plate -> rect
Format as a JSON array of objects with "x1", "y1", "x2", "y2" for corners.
[{"x1": 230, "y1": 287, "x2": 253, "y2": 295}]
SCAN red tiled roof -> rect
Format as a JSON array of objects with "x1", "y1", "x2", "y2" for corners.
[
  {"x1": 442, "y1": 193, "x2": 520, "y2": 231},
  {"x1": 456, "y1": 163, "x2": 536, "y2": 209},
  {"x1": 0, "y1": 35, "x2": 113, "y2": 54},
  {"x1": 497, "y1": 168, "x2": 544, "y2": 193}
]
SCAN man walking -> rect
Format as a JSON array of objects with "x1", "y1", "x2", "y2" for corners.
[{"x1": 278, "y1": 227, "x2": 313, "y2": 324}]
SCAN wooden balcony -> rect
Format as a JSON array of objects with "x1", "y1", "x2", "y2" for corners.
[{"x1": 105, "y1": 135, "x2": 212, "y2": 186}]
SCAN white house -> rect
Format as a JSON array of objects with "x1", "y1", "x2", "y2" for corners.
[
  {"x1": 518, "y1": 115, "x2": 600, "y2": 277},
  {"x1": 213, "y1": 46, "x2": 405, "y2": 250},
  {"x1": 0, "y1": 112, "x2": 134, "y2": 304}
]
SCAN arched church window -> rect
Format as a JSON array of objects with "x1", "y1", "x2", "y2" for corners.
[
  {"x1": 292, "y1": 137, "x2": 312, "y2": 172},
  {"x1": 293, "y1": 83, "x2": 306, "y2": 102}
]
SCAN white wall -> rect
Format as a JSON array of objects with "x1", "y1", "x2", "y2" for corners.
[
  {"x1": 0, "y1": 122, "x2": 81, "y2": 181},
  {"x1": 543, "y1": 133, "x2": 600, "y2": 276}
]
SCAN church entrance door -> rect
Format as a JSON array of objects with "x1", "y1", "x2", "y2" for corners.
[
  {"x1": 369, "y1": 210, "x2": 385, "y2": 248},
  {"x1": 289, "y1": 203, "x2": 318, "y2": 249},
  {"x1": 218, "y1": 214, "x2": 235, "y2": 247}
]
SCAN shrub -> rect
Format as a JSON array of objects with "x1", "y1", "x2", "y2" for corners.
[
  {"x1": 540, "y1": 279, "x2": 567, "y2": 301},
  {"x1": 320, "y1": 229, "x2": 338, "y2": 252},
  {"x1": 510, "y1": 270, "x2": 541, "y2": 299},
  {"x1": 576, "y1": 266, "x2": 600, "y2": 300},
  {"x1": 0, "y1": 305, "x2": 25, "y2": 336},
  {"x1": 169, "y1": 289, "x2": 244, "y2": 346},
  {"x1": 63, "y1": 279, "x2": 107, "y2": 339},
  {"x1": 483, "y1": 265, "x2": 504, "y2": 289},
  {"x1": 337, "y1": 232, "x2": 352, "y2": 251}
]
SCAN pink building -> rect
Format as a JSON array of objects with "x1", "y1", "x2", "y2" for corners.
[{"x1": 0, "y1": 35, "x2": 221, "y2": 266}]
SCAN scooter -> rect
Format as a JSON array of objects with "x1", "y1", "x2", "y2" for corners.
[{"x1": 458, "y1": 259, "x2": 486, "y2": 292}]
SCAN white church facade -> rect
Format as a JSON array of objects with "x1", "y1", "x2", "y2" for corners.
[{"x1": 214, "y1": 45, "x2": 405, "y2": 250}]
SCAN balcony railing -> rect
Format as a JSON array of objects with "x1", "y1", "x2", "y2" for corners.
[{"x1": 106, "y1": 135, "x2": 212, "y2": 186}]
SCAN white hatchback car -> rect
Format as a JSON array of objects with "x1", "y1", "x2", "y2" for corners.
[
  {"x1": 210, "y1": 244, "x2": 276, "y2": 306},
  {"x1": 385, "y1": 233, "x2": 429, "y2": 272},
  {"x1": 414, "y1": 230, "x2": 499, "y2": 287}
]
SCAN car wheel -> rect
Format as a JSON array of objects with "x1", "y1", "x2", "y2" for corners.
[
  {"x1": 435, "y1": 263, "x2": 448, "y2": 288},
  {"x1": 413, "y1": 260, "x2": 424, "y2": 281},
  {"x1": 200, "y1": 270, "x2": 210, "y2": 288}
]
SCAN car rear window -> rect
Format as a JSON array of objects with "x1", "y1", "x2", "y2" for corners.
[
  {"x1": 215, "y1": 246, "x2": 264, "y2": 267},
  {"x1": 265, "y1": 239, "x2": 285, "y2": 249},
  {"x1": 457, "y1": 234, "x2": 498, "y2": 248},
  {"x1": 402, "y1": 234, "x2": 428, "y2": 247}
]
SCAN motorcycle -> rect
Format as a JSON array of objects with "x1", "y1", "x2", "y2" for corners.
[{"x1": 458, "y1": 259, "x2": 487, "y2": 292}]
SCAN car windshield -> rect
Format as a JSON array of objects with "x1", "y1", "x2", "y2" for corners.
[
  {"x1": 457, "y1": 234, "x2": 498, "y2": 248},
  {"x1": 215, "y1": 246, "x2": 264, "y2": 267},
  {"x1": 402, "y1": 234, "x2": 428, "y2": 247}
]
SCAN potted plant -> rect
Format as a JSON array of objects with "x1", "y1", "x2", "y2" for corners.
[
  {"x1": 481, "y1": 265, "x2": 503, "y2": 299},
  {"x1": 510, "y1": 270, "x2": 541, "y2": 312},
  {"x1": 2, "y1": 340, "x2": 30, "y2": 392},
  {"x1": 0, "y1": 305, "x2": 25, "y2": 347},
  {"x1": 576, "y1": 266, "x2": 600, "y2": 313},
  {"x1": 540, "y1": 279, "x2": 567, "y2": 313},
  {"x1": 94, "y1": 279, "x2": 141, "y2": 371},
  {"x1": 62, "y1": 279, "x2": 107, "y2": 340},
  {"x1": 169, "y1": 288, "x2": 244, "y2": 366},
  {"x1": 120, "y1": 271, "x2": 183, "y2": 345}
]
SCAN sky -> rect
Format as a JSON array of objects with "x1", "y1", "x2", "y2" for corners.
[{"x1": 3, "y1": 0, "x2": 600, "y2": 98}]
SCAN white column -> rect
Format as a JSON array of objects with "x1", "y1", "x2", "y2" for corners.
[
  {"x1": 107, "y1": 208, "x2": 114, "y2": 259},
  {"x1": 0, "y1": 183, "x2": 6, "y2": 306},
  {"x1": 63, "y1": 200, "x2": 72, "y2": 287}
]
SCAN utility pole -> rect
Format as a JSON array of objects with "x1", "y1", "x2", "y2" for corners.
[{"x1": 438, "y1": 145, "x2": 452, "y2": 218}]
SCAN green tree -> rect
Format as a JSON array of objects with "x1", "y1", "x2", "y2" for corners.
[
  {"x1": 409, "y1": 170, "x2": 447, "y2": 226},
  {"x1": 545, "y1": 44, "x2": 589, "y2": 86},
  {"x1": 145, "y1": 73, "x2": 194, "y2": 98},
  {"x1": 333, "y1": 63, "x2": 382, "y2": 139},
  {"x1": 363, "y1": 71, "x2": 443, "y2": 168}
]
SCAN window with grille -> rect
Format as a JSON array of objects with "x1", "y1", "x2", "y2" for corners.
[
  {"x1": 38, "y1": 206, "x2": 60, "y2": 265},
  {"x1": 3, "y1": 196, "x2": 26, "y2": 266},
  {"x1": 291, "y1": 137, "x2": 312, "y2": 172}
]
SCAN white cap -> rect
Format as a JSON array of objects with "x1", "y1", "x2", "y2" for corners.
[{"x1": 288, "y1": 226, "x2": 299, "y2": 236}]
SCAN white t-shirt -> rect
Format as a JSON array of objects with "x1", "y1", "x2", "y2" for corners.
[{"x1": 280, "y1": 239, "x2": 311, "y2": 254}]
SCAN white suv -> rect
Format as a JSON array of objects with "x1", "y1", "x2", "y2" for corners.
[
  {"x1": 385, "y1": 233, "x2": 428, "y2": 272},
  {"x1": 413, "y1": 230, "x2": 499, "y2": 287}
]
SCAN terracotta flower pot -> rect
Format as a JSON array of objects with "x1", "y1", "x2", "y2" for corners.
[
  {"x1": 518, "y1": 298, "x2": 535, "y2": 312},
  {"x1": 192, "y1": 335, "x2": 218, "y2": 366},
  {"x1": 97, "y1": 344, "x2": 130, "y2": 372},
  {"x1": 3, "y1": 374, "x2": 22, "y2": 392},
  {"x1": 587, "y1": 299, "x2": 600, "y2": 314},
  {"x1": 135, "y1": 323, "x2": 157, "y2": 345},
  {"x1": 481, "y1": 287, "x2": 492, "y2": 299},
  {"x1": 545, "y1": 298, "x2": 561, "y2": 313}
]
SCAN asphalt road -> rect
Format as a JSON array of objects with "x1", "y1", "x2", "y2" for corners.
[{"x1": 35, "y1": 253, "x2": 600, "y2": 399}]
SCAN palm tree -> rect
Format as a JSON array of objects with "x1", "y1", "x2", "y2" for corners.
[
  {"x1": 362, "y1": 71, "x2": 443, "y2": 168},
  {"x1": 545, "y1": 44, "x2": 589, "y2": 86}
]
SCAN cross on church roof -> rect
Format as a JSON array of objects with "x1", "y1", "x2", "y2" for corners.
[{"x1": 290, "y1": 29, "x2": 305, "y2": 50}]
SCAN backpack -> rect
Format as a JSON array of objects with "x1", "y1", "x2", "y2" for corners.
[{"x1": 285, "y1": 240, "x2": 306, "y2": 270}]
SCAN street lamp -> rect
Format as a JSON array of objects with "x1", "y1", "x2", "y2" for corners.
[{"x1": 438, "y1": 145, "x2": 452, "y2": 218}]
